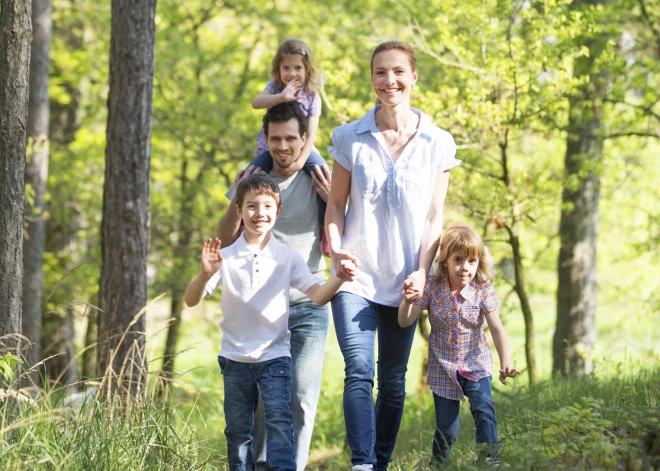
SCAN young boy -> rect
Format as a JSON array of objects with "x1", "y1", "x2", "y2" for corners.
[{"x1": 184, "y1": 173, "x2": 355, "y2": 471}]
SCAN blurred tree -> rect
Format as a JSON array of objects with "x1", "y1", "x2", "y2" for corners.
[
  {"x1": 23, "y1": 0, "x2": 53, "y2": 386},
  {"x1": 0, "y1": 0, "x2": 31, "y2": 354},
  {"x1": 97, "y1": 0, "x2": 156, "y2": 395}
]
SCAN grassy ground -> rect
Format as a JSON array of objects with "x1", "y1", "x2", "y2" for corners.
[
  {"x1": 156, "y1": 291, "x2": 660, "y2": 470},
  {"x1": 1, "y1": 291, "x2": 657, "y2": 470}
]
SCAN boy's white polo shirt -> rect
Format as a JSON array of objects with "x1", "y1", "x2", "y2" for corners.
[{"x1": 205, "y1": 233, "x2": 319, "y2": 363}]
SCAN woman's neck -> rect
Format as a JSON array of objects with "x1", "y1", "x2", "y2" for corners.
[{"x1": 376, "y1": 102, "x2": 414, "y2": 132}]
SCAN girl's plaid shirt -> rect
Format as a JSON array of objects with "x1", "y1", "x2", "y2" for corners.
[{"x1": 414, "y1": 277, "x2": 499, "y2": 400}]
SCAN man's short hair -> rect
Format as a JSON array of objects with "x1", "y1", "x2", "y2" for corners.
[
  {"x1": 236, "y1": 173, "x2": 281, "y2": 209},
  {"x1": 263, "y1": 102, "x2": 308, "y2": 138}
]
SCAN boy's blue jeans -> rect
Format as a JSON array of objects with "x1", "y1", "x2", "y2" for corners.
[
  {"x1": 218, "y1": 355, "x2": 295, "y2": 471},
  {"x1": 431, "y1": 373, "x2": 499, "y2": 466}
]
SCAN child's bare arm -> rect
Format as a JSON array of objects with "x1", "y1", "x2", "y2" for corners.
[
  {"x1": 305, "y1": 259, "x2": 357, "y2": 305},
  {"x1": 305, "y1": 277, "x2": 345, "y2": 306},
  {"x1": 398, "y1": 299, "x2": 422, "y2": 328},
  {"x1": 485, "y1": 309, "x2": 520, "y2": 385},
  {"x1": 184, "y1": 238, "x2": 223, "y2": 307},
  {"x1": 252, "y1": 81, "x2": 302, "y2": 109}
]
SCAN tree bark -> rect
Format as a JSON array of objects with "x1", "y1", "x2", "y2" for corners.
[
  {"x1": 97, "y1": 0, "x2": 156, "y2": 396},
  {"x1": 22, "y1": 0, "x2": 51, "y2": 384},
  {"x1": 553, "y1": 0, "x2": 608, "y2": 377},
  {"x1": 0, "y1": 0, "x2": 32, "y2": 353}
]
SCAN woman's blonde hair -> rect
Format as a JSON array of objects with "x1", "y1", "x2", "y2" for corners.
[
  {"x1": 435, "y1": 224, "x2": 493, "y2": 285},
  {"x1": 271, "y1": 38, "x2": 317, "y2": 92},
  {"x1": 370, "y1": 40, "x2": 417, "y2": 74}
]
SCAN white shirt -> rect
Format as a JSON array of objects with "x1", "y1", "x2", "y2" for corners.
[
  {"x1": 205, "y1": 233, "x2": 319, "y2": 362},
  {"x1": 328, "y1": 106, "x2": 461, "y2": 307}
]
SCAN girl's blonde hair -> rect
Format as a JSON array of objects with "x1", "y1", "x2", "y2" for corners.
[
  {"x1": 271, "y1": 38, "x2": 317, "y2": 92},
  {"x1": 435, "y1": 224, "x2": 493, "y2": 285}
]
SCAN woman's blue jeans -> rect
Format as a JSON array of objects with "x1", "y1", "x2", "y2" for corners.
[
  {"x1": 431, "y1": 373, "x2": 499, "y2": 465},
  {"x1": 331, "y1": 291, "x2": 417, "y2": 470},
  {"x1": 218, "y1": 355, "x2": 295, "y2": 471}
]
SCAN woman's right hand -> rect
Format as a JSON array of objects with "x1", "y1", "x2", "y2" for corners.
[{"x1": 331, "y1": 249, "x2": 360, "y2": 281}]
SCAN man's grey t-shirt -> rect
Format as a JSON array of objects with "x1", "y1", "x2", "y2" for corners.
[{"x1": 227, "y1": 170, "x2": 326, "y2": 305}]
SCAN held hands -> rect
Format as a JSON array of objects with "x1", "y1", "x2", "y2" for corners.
[
  {"x1": 402, "y1": 269, "x2": 426, "y2": 302},
  {"x1": 201, "y1": 237, "x2": 223, "y2": 275},
  {"x1": 337, "y1": 259, "x2": 358, "y2": 282},
  {"x1": 311, "y1": 164, "x2": 332, "y2": 202},
  {"x1": 331, "y1": 249, "x2": 360, "y2": 282},
  {"x1": 498, "y1": 366, "x2": 521, "y2": 385},
  {"x1": 280, "y1": 80, "x2": 302, "y2": 102}
]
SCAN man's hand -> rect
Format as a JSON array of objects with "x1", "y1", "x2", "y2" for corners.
[
  {"x1": 402, "y1": 268, "x2": 426, "y2": 302},
  {"x1": 280, "y1": 80, "x2": 302, "y2": 102},
  {"x1": 201, "y1": 237, "x2": 223, "y2": 275},
  {"x1": 311, "y1": 164, "x2": 332, "y2": 202},
  {"x1": 234, "y1": 165, "x2": 262, "y2": 185},
  {"x1": 498, "y1": 366, "x2": 521, "y2": 385}
]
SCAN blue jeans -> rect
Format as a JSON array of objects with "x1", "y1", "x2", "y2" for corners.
[
  {"x1": 331, "y1": 291, "x2": 417, "y2": 471},
  {"x1": 250, "y1": 151, "x2": 327, "y2": 228},
  {"x1": 431, "y1": 373, "x2": 499, "y2": 466},
  {"x1": 218, "y1": 355, "x2": 295, "y2": 471},
  {"x1": 253, "y1": 302, "x2": 329, "y2": 471}
]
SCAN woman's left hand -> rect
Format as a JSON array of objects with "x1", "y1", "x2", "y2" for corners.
[{"x1": 402, "y1": 269, "x2": 426, "y2": 302}]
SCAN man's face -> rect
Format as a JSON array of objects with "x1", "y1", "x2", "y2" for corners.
[{"x1": 266, "y1": 119, "x2": 306, "y2": 170}]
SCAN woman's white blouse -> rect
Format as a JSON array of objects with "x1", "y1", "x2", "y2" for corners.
[{"x1": 329, "y1": 106, "x2": 461, "y2": 307}]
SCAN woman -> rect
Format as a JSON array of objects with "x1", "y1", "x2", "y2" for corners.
[{"x1": 325, "y1": 40, "x2": 461, "y2": 471}]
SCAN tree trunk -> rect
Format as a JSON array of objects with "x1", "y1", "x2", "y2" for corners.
[
  {"x1": 509, "y1": 222, "x2": 539, "y2": 385},
  {"x1": 0, "y1": 0, "x2": 32, "y2": 354},
  {"x1": 553, "y1": 1, "x2": 607, "y2": 377},
  {"x1": 161, "y1": 289, "x2": 183, "y2": 379},
  {"x1": 41, "y1": 304, "x2": 77, "y2": 388},
  {"x1": 553, "y1": 108, "x2": 602, "y2": 377},
  {"x1": 22, "y1": 0, "x2": 52, "y2": 384},
  {"x1": 82, "y1": 304, "x2": 97, "y2": 380},
  {"x1": 97, "y1": 0, "x2": 156, "y2": 396}
]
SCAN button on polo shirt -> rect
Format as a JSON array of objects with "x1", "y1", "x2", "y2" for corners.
[{"x1": 205, "y1": 233, "x2": 319, "y2": 363}]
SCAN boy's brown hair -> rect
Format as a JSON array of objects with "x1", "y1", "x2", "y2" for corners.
[
  {"x1": 235, "y1": 173, "x2": 281, "y2": 209},
  {"x1": 435, "y1": 224, "x2": 493, "y2": 285}
]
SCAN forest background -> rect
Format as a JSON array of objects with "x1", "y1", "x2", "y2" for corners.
[{"x1": 1, "y1": 0, "x2": 659, "y2": 469}]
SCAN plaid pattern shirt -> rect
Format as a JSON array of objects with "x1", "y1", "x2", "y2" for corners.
[{"x1": 414, "y1": 276, "x2": 499, "y2": 400}]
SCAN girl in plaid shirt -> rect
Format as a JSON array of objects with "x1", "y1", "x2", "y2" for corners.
[{"x1": 399, "y1": 224, "x2": 520, "y2": 468}]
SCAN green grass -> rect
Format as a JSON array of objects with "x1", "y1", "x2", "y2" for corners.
[
  {"x1": 160, "y1": 291, "x2": 660, "y2": 470},
  {"x1": 2, "y1": 289, "x2": 658, "y2": 470}
]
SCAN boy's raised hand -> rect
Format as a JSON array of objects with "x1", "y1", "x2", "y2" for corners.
[
  {"x1": 498, "y1": 366, "x2": 521, "y2": 385},
  {"x1": 201, "y1": 238, "x2": 223, "y2": 275}
]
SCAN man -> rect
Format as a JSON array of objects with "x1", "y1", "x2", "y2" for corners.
[{"x1": 216, "y1": 102, "x2": 337, "y2": 471}]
